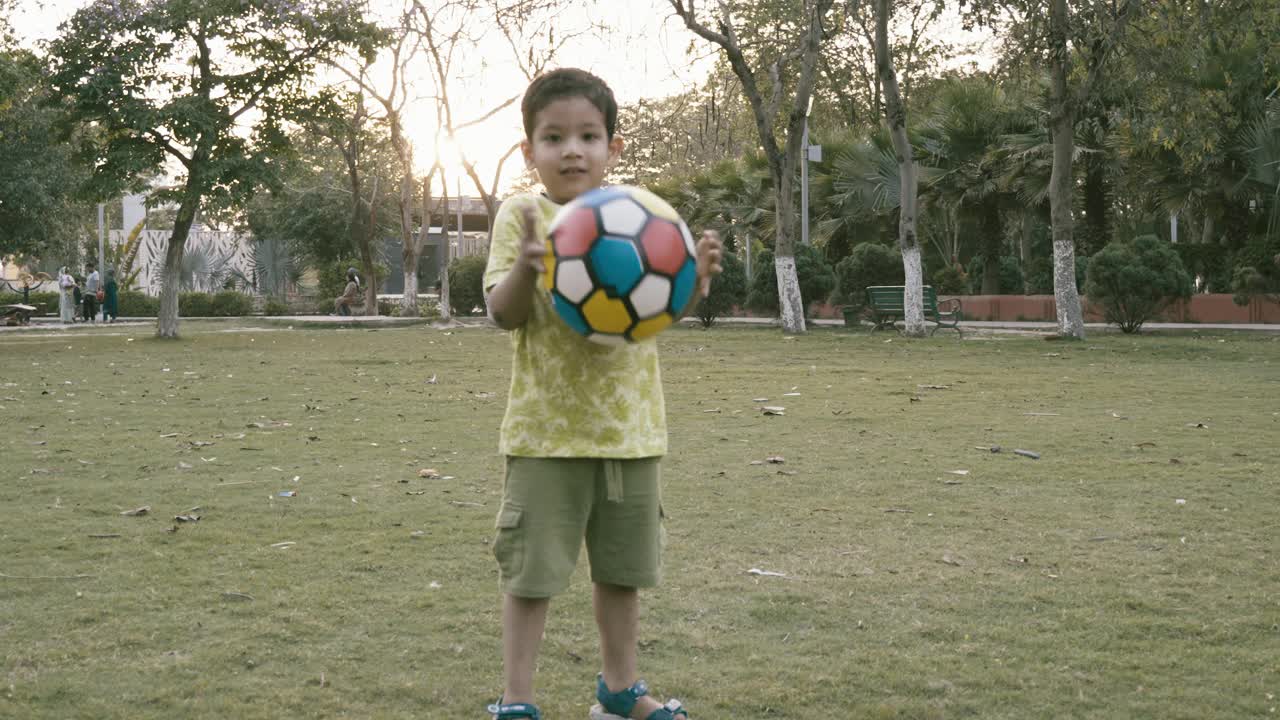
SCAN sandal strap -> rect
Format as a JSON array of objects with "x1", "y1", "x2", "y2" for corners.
[
  {"x1": 645, "y1": 699, "x2": 689, "y2": 720},
  {"x1": 486, "y1": 700, "x2": 541, "y2": 719},
  {"x1": 595, "y1": 673, "x2": 650, "y2": 716}
]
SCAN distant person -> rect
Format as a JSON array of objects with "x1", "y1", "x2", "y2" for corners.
[
  {"x1": 480, "y1": 68, "x2": 721, "y2": 720},
  {"x1": 83, "y1": 264, "x2": 100, "y2": 323},
  {"x1": 102, "y1": 268, "x2": 119, "y2": 323},
  {"x1": 333, "y1": 267, "x2": 361, "y2": 316},
  {"x1": 58, "y1": 267, "x2": 76, "y2": 323}
]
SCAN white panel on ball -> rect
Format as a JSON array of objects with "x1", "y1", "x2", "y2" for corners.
[
  {"x1": 557, "y1": 258, "x2": 595, "y2": 303},
  {"x1": 630, "y1": 274, "x2": 671, "y2": 317},
  {"x1": 680, "y1": 224, "x2": 696, "y2": 256},
  {"x1": 598, "y1": 198, "x2": 648, "y2": 237}
]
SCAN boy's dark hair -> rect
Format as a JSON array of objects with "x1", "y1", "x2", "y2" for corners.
[{"x1": 521, "y1": 68, "x2": 617, "y2": 140}]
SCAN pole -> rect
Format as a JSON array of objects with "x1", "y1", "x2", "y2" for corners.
[
  {"x1": 1170, "y1": 213, "x2": 1178, "y2": 244},
  {"x1": 97, "y1": 203, "x2": 105, "y2": 321},
  {"x1": 800, "y1": 119, "x2": 810, "y2": 246}
]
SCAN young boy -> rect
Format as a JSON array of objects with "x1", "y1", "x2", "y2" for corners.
[{"x1": 482, "y1": 68, "x2": 722, "y2": 720}]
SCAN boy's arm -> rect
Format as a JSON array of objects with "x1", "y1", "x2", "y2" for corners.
[
  {"x1": 675, "y1": 229, "x2": 724, "y2": 320},
  {"x1": 485, "y1": 203, "x2": 546, "y2": 330}
]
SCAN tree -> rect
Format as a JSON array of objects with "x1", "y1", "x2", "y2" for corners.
[
  {"x1": 47, "y1": 0, "x2": 379, "y2": 337},
  {"x1": 964, "y1": 0, "x2": 1139, "y2": 339},
  {"x1": 867, "y1": 0, "x2": 926, "y2": 335},
  {"x1": 0, "y1": 47, "x2": 96, "y2": 262},
  {"x1": 670, "y1": 0, "x2": 836, "y2": 334}
]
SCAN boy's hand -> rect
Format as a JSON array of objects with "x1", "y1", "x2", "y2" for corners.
[
  {"x1": 516, "y1": 203, "x2": 548, "y2": 277},
  {"x1": 695, "y1": 229, "x2": 724, "y2": 297}
]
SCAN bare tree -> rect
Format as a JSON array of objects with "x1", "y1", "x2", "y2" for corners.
[
  {"x1": 331, "y1": 9, "x2": 431, "y2": 316},
  {"x1": 670, "y1": 0, "x2": 836, "y2": 335}
]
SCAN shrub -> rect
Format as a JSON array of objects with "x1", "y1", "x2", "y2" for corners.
[
  {"x1": 0, "y1": 291, "x2": 58, "y2": 315},
  {"x1": 117, "y1": 291, "x2": 159, "y2": 317},
  {"x1": 695, "y1": 251, "x2": 747, "y2": 328},
  {"x1": 178, "y1": 292, "x2": 213, "y2": 317},
  {"x1": 262, "y1": 297, "x2": 290, "y2": 316},
  {"x1": 1085, "y1": 235, "x2": 1193, "y2": 333},
  {"x1": 1024, "y1": 255, "x2": 1088, "y2": 294},
  {"x1": 447, "y1": 254, "x2": 488, "y2": 316},
  {"x1": 966, "y1": 255, "x2": 1024, "y2": 294},
  {"x1": 747, "y1": 244, "x2": 836, "y2": 317},
  {"x1": 834, "y1": 243, "x2": 903, "y2": 310},
  {"x1": 209, "y1": 291, "x2": 252, "y2": 316},
  {"x1": 931, "y1": 265, "x2": 967, "y2": 295}
]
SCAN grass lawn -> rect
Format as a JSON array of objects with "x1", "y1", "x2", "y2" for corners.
[{"x1": 1, "y1": 323, "x2": 1277, "y2": 719}]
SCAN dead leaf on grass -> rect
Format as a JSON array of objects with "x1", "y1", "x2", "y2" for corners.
[
  {"x1": 120, "y1": 505, "x2": 150, "y2": 516},
  {"x1": 221, "y1": 592, "x2": 255, "y2": 601},
  {"x1": 940, "y1": 553, "x2": 963, "y2": 566},
  {"x1": 765, "y1": 455, "x2": 786, "y2": 464},
  {"x1": 1186, "y1": 422, "x2": 1209, "y2": 429},
  {"x1": 760, "y1": 406, "x2": 786, "y2": 416}
]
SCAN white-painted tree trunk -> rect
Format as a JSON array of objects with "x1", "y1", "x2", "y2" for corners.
[
  {"x1": 875, "y1": 0, "x2": 925, "y2": 337},
  {"x1": 1048, "y1": 0, "x2": 1086, "y2": 340},
  {"x1": 775, "y1": 255, "x2": 806, "y2": 333}
]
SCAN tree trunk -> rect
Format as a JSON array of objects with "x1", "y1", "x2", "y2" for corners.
[
  {"x1": 437, "y1": 177, "x2": 452, "y2": 321},
  {"x1": 155, "y1": 179, "x2": 203, "y2": 338},
  {"x1": 360, "y1": 174, "x2": 381, "y2": 315},
  {"x1": 1047, "y1": 0, "x2": 1086, "y2": 339},
  {"x1": 980, "y1": 204, "x2": 1003, "y2": 295},
  {"x1": 771, "y1": 154, "x2": 807, "y2": 332},
  {"x1": 875, "y1": 0, "x2": 924, "y2": 337},
  {"x1": 399, "y1": 172, "x2": 423, "y2": 316},
  {"x1": 1020, "y1": 211, "x2": 1034, "y2": 293}
]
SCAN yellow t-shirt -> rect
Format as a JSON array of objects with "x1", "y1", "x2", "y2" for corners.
[{"x1": 483, "y1": 193, "x2": 668, "y2": 458}]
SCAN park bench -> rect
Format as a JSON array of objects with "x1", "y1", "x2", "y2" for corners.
[
  {"x1": 865, "y1": 285, "x2": 963, "y2": 336},
  {"x1": 2, "y1": 304, "x2": 39, "y2": 326}
]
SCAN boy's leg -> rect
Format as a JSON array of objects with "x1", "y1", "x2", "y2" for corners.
[
  {"x1": 503, "y1": 593, "x2": 550, "y2": 705},
  {"x1": 594, "y1": 584, "x2": 683, "y2": 719}
]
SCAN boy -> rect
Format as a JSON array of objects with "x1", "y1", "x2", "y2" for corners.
[{"x1": 482, "y1": 68, "x2": 721, "y2": 720}]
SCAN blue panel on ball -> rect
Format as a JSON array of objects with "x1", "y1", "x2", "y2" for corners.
[
  {"x1": 552, "y1": 292, "x2": 591, "y2": 336},
  {"x1": 590, "y1": 236, "x2": 645, "y2": 296},
  {"x1": 670, "y1": 258, "x2": 697, "y2": 312}
]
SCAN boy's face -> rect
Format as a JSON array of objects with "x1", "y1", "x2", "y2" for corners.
[{"x1": 522, "y1": 96, "x2": 623, "y2": 205}]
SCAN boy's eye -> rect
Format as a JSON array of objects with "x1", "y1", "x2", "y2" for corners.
[
  {"x1": 583, "y1": 133, "x2": 598, "y2": 141},
  {"x1": 544, "y1": 133, "x2": 561, "y2": 143}
]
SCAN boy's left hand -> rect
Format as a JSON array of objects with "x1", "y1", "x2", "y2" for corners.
[{"x1": 695, "y1": 230, "x2": 724, "y2": 297}]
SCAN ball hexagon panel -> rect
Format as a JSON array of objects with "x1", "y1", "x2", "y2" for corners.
[
  {"x1": 555, "y1": 258, "x2": 594, "y2": 303},
  {"x1": 551, "y1": 292, "x2": 590, "y2": 335},
  {"x1": 680, "y1": 223, "x2": 696, "y2": 257},
  {"x1": 629, "y1": 188, "x2": 682, "y2": 223},
  {"x1": 541, "y1": 250, "x2": 557, "y2": 292},
  {"x1": 548, "y1": 206, "x2": 599, "y2": 257},
  {"x1": 581, "y1": 288, "x2": 634, "y2": 334},
  {"x1": 670, "y1": 258, "x2": 697, "y2": 313},
  {"x1": 598, "y1": 197, "x2": 649, "y2": 237},
  {"x1": 629, "y1": 273, "x2": 671, "y2": 318},
  {"x1": 589, "y1": 236, "x2": 645, "y2": 296},
  {"x1": 631, "y1": 312, "x2": 673, "y2": 340},
  {"x1": 638, "y1": 219, "x2": 688, "y2": 276}
]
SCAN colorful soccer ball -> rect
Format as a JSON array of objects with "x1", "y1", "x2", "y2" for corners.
[{"x1": 543, "y1": 185, "x2": 697, "y2": 344}]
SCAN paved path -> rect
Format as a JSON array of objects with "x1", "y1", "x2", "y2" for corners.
[{"x1": 5, "y1": 315, "x2": 1279, "y2": 334}]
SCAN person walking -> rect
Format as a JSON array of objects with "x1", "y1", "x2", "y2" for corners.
[
  {"x1": 102, "y1": 268, "x2": 120, "y2": 323},
  {"x1": 83, "y1": 264, "x2": 100, "y2": 323},
  {"x1": 57, "y1": 267, "x2": 76, "y2": 323}
]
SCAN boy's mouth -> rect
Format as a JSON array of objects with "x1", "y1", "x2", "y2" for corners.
[{"x1": 560, "y1": 167, "x2": 587, "y2": 176}]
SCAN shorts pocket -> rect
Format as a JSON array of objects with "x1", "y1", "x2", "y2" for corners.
[{"x1": 492, "y1": 503, "x2": 525, "y2": 579}]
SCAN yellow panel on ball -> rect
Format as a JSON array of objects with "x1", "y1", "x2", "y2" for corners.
[
  {"x1": 630, "y1": 312, "x2": 673, "y2": 340},
  {"x1": 581, "y1": 289, "x2": 634, "y2": 334},
  {"x1": 628, "y1": 187, "x2": 681, "y2": 223},
  {"x1": 542, "y1": 249, "x2": 557, "y2": 292}
]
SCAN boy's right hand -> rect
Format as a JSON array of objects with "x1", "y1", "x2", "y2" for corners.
[{"x1": 515, "y1": 204, "x2": 548, "y2": 277}]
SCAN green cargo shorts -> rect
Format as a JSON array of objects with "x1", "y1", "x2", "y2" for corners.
[{"x1": 492, "y1": 456, "x2": 664, "y2": 598}]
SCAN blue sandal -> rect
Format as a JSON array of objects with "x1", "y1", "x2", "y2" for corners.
[
  {"x1": 590, "y1": 674, "x2": 689, "y2": 720},
  {"x1": 487, "y1": 698, "x2": 541, "y2": 720}
]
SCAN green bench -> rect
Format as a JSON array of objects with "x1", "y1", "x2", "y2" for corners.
[{"x1": 865, "y1": 285, "x2": 963, "y2": 336}]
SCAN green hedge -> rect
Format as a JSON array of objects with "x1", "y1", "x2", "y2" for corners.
[
  {"x1": 1085, "y1": 235, "x2": 1193, "y2": 333},
  {"x1": 0, "y1": 291, "x2": 59, "y2": 315},
  {"x1": 448, "y1": 254, "x2": 488, "y2": 316},
  {"x1": 834, "y1": 243, "x2": 903, "y2": 308},
  {"x1": 117, "y1": 291, "x2": 159, "y2": 317},
  {"x1": 747, "y1": 245, "x2": 836, "y2": 317},
  {"x1": 178, "y1": 291, "x2": 253, "y2": 317}
]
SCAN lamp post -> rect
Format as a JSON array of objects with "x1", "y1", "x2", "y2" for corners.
[{"x1": 800, "y1": 99, "x2": 822, "y2": 246}]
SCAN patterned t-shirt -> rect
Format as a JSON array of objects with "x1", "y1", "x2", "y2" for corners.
[{"x1": 483, "y1": 193, "x2": 667, "y2": 458}]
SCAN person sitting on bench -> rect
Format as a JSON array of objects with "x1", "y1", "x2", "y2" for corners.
[{"x1": 333, "y1": 268, "x2": 361, "y2": 316}]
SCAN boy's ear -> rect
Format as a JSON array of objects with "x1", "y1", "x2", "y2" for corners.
[
  {"x1": 520, "y1": 138, "x2": 534, "y2": 169},
  {"x1": 608, "y1": 134, "x2": 625, "y2": 165}
]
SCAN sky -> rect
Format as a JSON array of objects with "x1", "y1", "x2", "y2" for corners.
[{"x1": 11, "y1": 1, "x2": 992, "y2": 197}]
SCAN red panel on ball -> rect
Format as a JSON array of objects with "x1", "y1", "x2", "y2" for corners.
[
  {"x1": 550, "y1": 207, "x2": 600, "y2": 257},
  {"x1": 639, "y1": 220, "x2": 686, "y2": 275}
]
